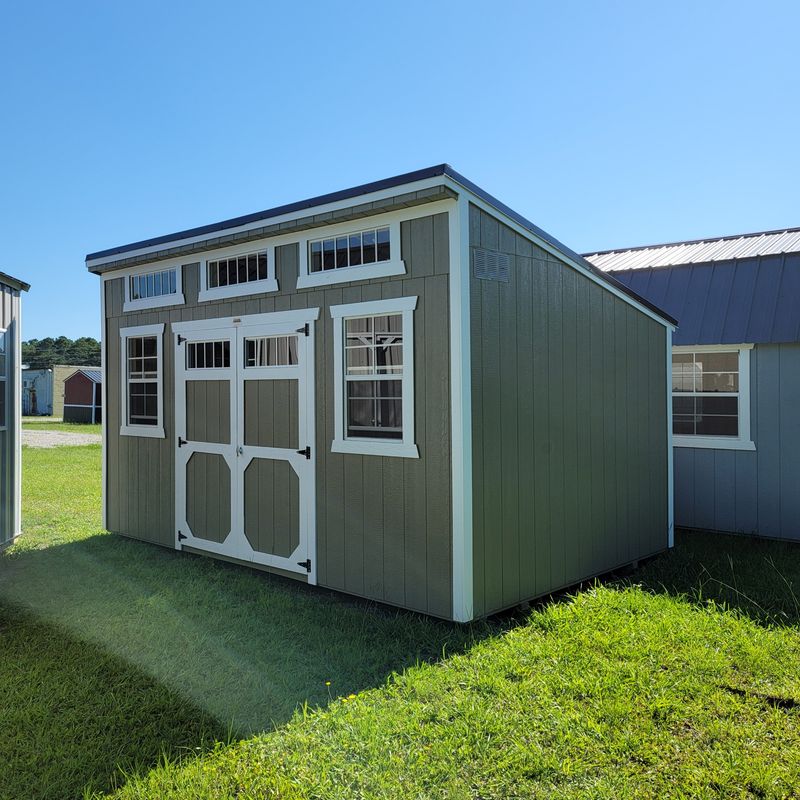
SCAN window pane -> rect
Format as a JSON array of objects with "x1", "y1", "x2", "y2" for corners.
[
  {"x1": 698, "y1": 372, "x2": 738, "y2": 392},
  {"x1": 228, "y1": 260, "x2": 237, "y2": 286},
  {"x1": 218, "y1": 262, "x2": 228, "y2": 287},
  {"x1": 142, "y1": 337, "x2": 156, "y2": 357},
  {"x1": 146, "y1": 274, "x2": 154, "y2": 298},
  {"x1": 153, "y1": 272, "x2": 162, "y2": 296},
  {"x1": 238, "y1": 256, "x2": 248, "y2": 284},
  {"x1": 345, "y1": 316, "x2": 372, "y2": 336},
  {"x1": 323, "y1": 239, "x2": 335, "y2": 270},
  {"x1": 349, "y1": 234, "x2": 362, "y2": 266},
  {"x1": 376, "y1": 227, "x2": 390, "y2": 261},
  {"x1": 170, "y1": 270, "x2": 177, "y2": 293},
  {"x1": 696, "y1": 396, "x2": 737, "y2": 416},
  {"x1": 696, "y1": 414, "x2": 738, "y2": 437},
  {"x1": 376, "y1": 344, "x2": 403, "y2": 373},
  {"x1": 346, "y1": 347, "x2": 372, "y2": 372},
  {"x1": 698, "y1": 352, "x2": 738, "y2": 373},
  {"x1": 310, "y1": 241, "x2": 323, "y2": 273},
  {"x1": 258, "y1": 252, "x2": 267, "y2": 280},
  {"x1": 362, "y1": 230, "x2": 376, "y2": 263},
  {"x1": 209, "y1": 263, "x2": 218, "y2": 288},
  {"x1": 673, "y1": 415, "x2": 694, "y2": 435},
  {"x1": 336, "y1": 237, "x2": 349, "y2": 268},
  {"x1": 672, "y1": 396, "x2": 694, "y2": 416}
]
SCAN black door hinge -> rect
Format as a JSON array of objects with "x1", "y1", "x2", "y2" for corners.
[
  {"x1": 297, "y1": 559, "x2": 311, "y2": 573},
  {"x1": 296, "y1": 445, "x2": 311, "y2": 459},
  {"x1": 295, "y1": 322, "x2": 309, "y2": 336},
  {"x1": 178, "y1": 531, "x2": 187, "y2": 541},
  {"x1": 177, "y1": 334, "x2": 186, "y2": 345},
  {"x1": 178, "y1": 436, "x2": 187, "y2": 447}
]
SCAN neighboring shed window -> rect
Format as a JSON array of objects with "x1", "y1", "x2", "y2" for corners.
[
  {"x1": 672, "y1": 345, "x2": 754, "y2": 451},
  {"x1": 330, "y1": 297, "x2": 418, "y2": 458},
  {"x1": 123, "y1": 266, "x2": 184, "y2": 312},
  {"x1": 199, "y1": 247, "x2": 278, "y2": 302},
  {"x1": 297, "y1": 219, "x2": 405, "y2": 289},
  {"x1": 120, "y1": 324, "x2": 165, "y2": 438}
]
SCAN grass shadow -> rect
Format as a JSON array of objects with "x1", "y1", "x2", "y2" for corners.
[
  {"x1": 0, "y1": 601, "x2": 226, "y2": 800},
  {"x1": 624, "y1": 528, "x2": 800, "y2": 627}
]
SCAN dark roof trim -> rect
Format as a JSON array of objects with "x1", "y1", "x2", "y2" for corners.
[
  {"x1": 85, "y1": 163, "x2": 676, "y2": 326},
  {"x1": 0, "y1": 272, "x2": 30, "y2": 292},
  {"x1": 86, "y1": 165, "x2": 451, "y2": 262},
  {"x1": 585, "y1": 223, "x2": 800, "y2": 258}
]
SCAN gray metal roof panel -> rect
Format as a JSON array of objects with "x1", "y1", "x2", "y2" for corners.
[
  {"x1": 585, "y1": 225, "x2": 800, "y2": 271},
  {"x1": 74, "y1": 369, "x2": 102, "y2": 383}
]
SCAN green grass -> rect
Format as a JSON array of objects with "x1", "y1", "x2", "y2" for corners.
[
  {"x1": 22, "y1": 420, "x2": 102, "y2": 434},
  {"x1": 3, "y1": 445, "x2": 800, "y2": 799}
]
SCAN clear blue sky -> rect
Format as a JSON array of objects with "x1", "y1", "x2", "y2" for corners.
[{"x1": 2, "y1": 0, "x2": 798, "y2": 340}]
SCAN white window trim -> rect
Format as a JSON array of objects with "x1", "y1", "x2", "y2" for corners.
[
  {"x1": 119, "y1": 323, "x2": 165, "y2": 439},
  {"x1": 297, "y1": 219, "x2": 405, "y2": 290},
  {"x1": 330, "y1": 296, "x2": 418, "y2": 458},
  {"x1": 672, "y1": 343, "x2": 755, "y2": 451},
  {"x1": 198, "y1": 242, "x2": 279, "y2": 302},
  {"x1": 123, "y1": 264, "x2": 185, "y2": 312}
]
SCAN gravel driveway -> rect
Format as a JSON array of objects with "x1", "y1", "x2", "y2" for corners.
[{"x1": 22, "y1": 430, "x2": 102, "y2": 448}]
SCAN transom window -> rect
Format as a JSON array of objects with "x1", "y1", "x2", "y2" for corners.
[
  {"x1": 186, "y1": 340, "x2": 230, "y2": 369},
  {"x1": 130, "y1": 268, "x2": 177, "y2": 301},
  {"x1": 345, "y1": 314, "x2": 403, "y2": 439},
  {"x1": 120, "y1": 324, "x2": 164, "y2": 438},
  {"x1": 310, "y1": 226, "x2": 390, "y2": 274},
  {"x1": 671, "y1": 346, "x2": 754, "y2": 450},
  {"x1": 123, "y1": 265, "x2": 184, "y2": 312},
  {"x1": 244, "y1": 335, "x2": 298, "y2": 367},
  {"x1": 208, "y1": 251, "x2": 268, "y2": 289},
  {"x1": 330, "y1": 296, "x2": 418, "y2": 458}
]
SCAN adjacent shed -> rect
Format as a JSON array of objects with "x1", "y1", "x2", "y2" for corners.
[
  {"x1": 22, "y1": 367, "x2": 53, "y2": 415},
  {"x1": 86, "y1": 165, "x2": 675, "y2": 621},
  {"x1": 0, "y1": 271, "x2": 30, "y2": 549},
  {"x1": 586, "y1": 226, "x2": 800, "y2": 541},
  {"x1": 63, "y1": 368, "x2": 102, "y2": 423}
]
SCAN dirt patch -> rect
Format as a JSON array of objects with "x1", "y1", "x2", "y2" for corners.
[{"x1": 22, "y1": 430, "x2": 102, "y2": 448}]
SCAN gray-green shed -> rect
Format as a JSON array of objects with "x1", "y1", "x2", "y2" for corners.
[
  {"x1": 0, "y1": 271, "x2": 30, "y2": 550},
  {"x1": 86, "y1": 166, "x2": 675, "y2": 621}
]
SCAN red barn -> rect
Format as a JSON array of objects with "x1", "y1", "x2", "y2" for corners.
[{"x1": 62, "y1": 369, "x2": 102, "y2": 423}]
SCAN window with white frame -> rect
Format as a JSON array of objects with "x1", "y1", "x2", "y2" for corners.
[
  {"x1": 123, "y1": 266, "x2": 184, "y2": 312},
  {"x1": 199, "y1": 247, "x2": 279, "y2": 302},
  {"x1": 330, "y1": 297, "x2": 418, "y2": 458},
  {"x1": 120, "y1": 324, "x2": 165, "y2": 438},
  {"x1": 671, "y1": 345, "x2": 754, "y2": 450},
  {"x1": 298, "y1": 219, "x2": 405, "y2": 289}
]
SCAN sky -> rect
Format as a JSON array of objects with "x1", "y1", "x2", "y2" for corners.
[{"x1": 1, "y1": 0, "x2": 799, "y2": 340}]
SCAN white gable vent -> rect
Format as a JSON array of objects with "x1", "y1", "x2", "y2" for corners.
[{"x1": 472, "y1": 248, "x2": 510, "y2": 282}]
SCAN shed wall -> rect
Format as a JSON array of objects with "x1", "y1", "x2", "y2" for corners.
[
  {"x1": 103, "y1": 211, "x2": 453, "y2": 618},
  {"x1": 469, "y1": 205, "x2": 669, "y2": 617},
  {"x1": 674, "y1": 343, "x2": 800, "y2": 540},
  {"x1": 22, "y1": 369, "x2": 53, "y2": 415},
  {"x1": 0, "y1": 286, "x2": 21, "y2": 546}
]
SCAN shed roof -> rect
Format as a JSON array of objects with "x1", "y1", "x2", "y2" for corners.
[
  {"x1": 68, "y1": 369, "x2": 102, "y2": 384},
  {"x1": 0, "y1": 272, "x2": 31, "y2": 292},
  {"x1": 585, "y1": 229, "x2": 800, "y2": 346},
  {"x1": 584, "y1": 225, "x2": 800, "y2": 272},
  {"x1": 85, "y1": 164, "x2": 676, "y2": 327}
]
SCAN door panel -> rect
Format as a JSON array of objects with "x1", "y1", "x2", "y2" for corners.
[
  {"x1": 187, "y1": 452, "x2": 231, "y2": 543},
  {"x1": 186, "y1": 380, "x2": 231, "y2": 444},
  {"x1": 243, "y1": 380, "x2": 298, "y2": 449},
  {"x1": 244, "y1": 457, "x2": 300, "y2": 557}
]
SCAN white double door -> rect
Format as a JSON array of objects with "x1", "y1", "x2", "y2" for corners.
[{"x1": 174, "y1": 311, "x2": 317, "y2": 582}]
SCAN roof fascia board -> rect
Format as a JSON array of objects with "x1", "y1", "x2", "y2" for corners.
[
  {"x1": 86, "y1": 173, "x2": 451, "y2": 270},
  {"x1": 441, "y1": 173, "x2": 676, "y2": 329},
  {"x1": 0, "y1": 273, "x2": 31, "y2": 292}
]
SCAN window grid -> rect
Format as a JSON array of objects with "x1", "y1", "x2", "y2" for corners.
[
  {"x1": 672, "y1": 350, "x2": 739, "y2": 437},
  {"x1": 127, "y1": 335, "x2": 159, "y2": 426},
  {"x1": 186, "y1": 340, "x2": 230, "y2": 369},
  {"x1": 310, "y1": 226, "x2": 390, "y2": 273},
  {"x1": 344, "y1": 314, "x2": 403, "y2": 439},
  {"x1": 208, "y1": 251, "x2": 268, "y2": 289},
  {"x1": 130, "y1": 268, "x2": 177, "y2": 301},
  {"x1": 244, "y1": 335, "x2": 299, "y2": 367}
]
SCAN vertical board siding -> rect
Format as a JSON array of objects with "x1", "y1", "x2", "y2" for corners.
[
  {"x1": 674, "y1": 343, "x2": 800, "y2": 540},
  {"x1": 469, "y1": 205, "x2": 669, "y2": 617},
  {"x1": 0, "y1": 287, "x2": 20, "y2": 546},
  {"x1": 103, "y1": 211, "x2": 452, "y2": 618}
]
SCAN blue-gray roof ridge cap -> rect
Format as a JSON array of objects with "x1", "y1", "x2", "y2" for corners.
[{"x1": 85, "y1": 164, "x2": 676, "y2": 326}]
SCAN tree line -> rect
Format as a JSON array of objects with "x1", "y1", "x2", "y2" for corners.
[{"x1": 22, "y1": 337, "x2": 100, "y2": 370}]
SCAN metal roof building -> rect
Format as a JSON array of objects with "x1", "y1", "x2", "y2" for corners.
[{"x1": 586, "y1": 227, "x2": 800, "y2": 542}]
